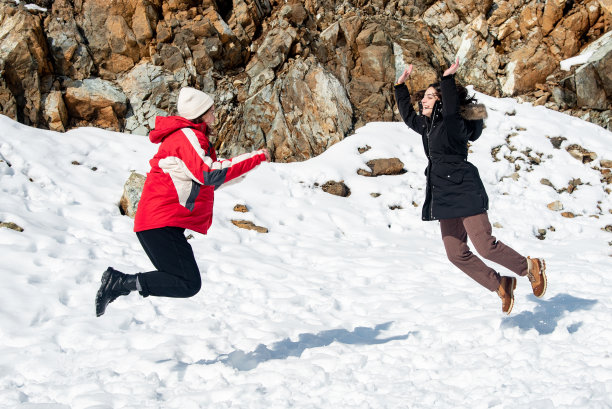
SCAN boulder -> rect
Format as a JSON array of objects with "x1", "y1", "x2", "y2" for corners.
[
  {"x1": 2, "y1": 0, "x2": 610, "y2": 156},
  {"x1": 322, "y1": 180, "x2": 351, "y2": 197},
  {"x1": 227, "y1": 57, "x2": 352, "y2": 163},
  {"x1": 0, "y1": 2, "x2": 53, "y2": 125},
  {"x1": 501, "y1": 44, "x2": 558, "y2": 96},
  {"x1": 64, "y1": 78, "x2": 128, "y2": 130},
  {"x1": 0, "y1": 221, "x2": 24, "y2": 232},
  {"x1": 233, "y1": 204, "x2": 249, "y2": 212},
  {"x1": 46, "y1": 0, "x2": 94, "y2": 80},
  {"x1": 357, "y1": 158, "x2": 405, "y2": 176},
  {"x1": 231, "y1": 220, "x2": 268, "y2": 233},
  {"x1": 43, "y1": 91, "x2": 68, "y2": 132},
  {"x1": 119, "y1": 172, "x2": 146, "y2": 218},
  {"x1": 117, "y1": 62, "x2": 186, "y2": 135},
  {"x1": 246, "y1": 24, "x2": 298, "y2": 88},
  {"x1": 566, "y1": 144, "x2": 598, "y2": 163}
]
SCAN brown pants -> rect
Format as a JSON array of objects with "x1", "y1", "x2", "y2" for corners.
[{"x1": 440, "y1": 212, "x2": 528, "y2": 292}]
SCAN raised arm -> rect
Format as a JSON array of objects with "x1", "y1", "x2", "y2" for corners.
[
  {"x1": 394, "y1": 65, "x2": 426, "y2": 132},
  {"x1": 440, "y1": 58, "x2": 469, "y2": 143}
]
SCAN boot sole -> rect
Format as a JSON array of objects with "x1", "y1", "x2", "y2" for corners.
[
  {"x1": 506, "y1": 277, "x2": 517, "y2": 315},
  {"x1": 534, "y1": 259, "x2": 547, "y2": 298},
  {"x1": 95, "y1": 269, "x2": 113, "y2": 317}
]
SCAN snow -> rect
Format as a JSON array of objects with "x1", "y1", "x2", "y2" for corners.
[
  {"x1": 560, "y1": 30, "x2": 612, "y2": 71},
  {"x1": 1, "y1": 90, "x2": 612, "y2": 408},
  {"x1": 11, "y1": 1, "x2": 47, "y2": 12}
]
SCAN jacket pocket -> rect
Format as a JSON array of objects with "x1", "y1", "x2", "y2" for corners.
[{"x1": 431, "y1": 164, "x2": 464, "y2": 184}]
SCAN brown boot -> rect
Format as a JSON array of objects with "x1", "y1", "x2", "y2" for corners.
[
  {"x1": 497, "y1": 276, "x2": 517, "y2": 315},
  {"x1": 527, "y1": 257, "x2": 547, "y2": 298}
]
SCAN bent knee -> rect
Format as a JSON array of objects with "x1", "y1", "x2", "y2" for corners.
[
  {"x1": 473, "y1": 242, "x2": 497, "y2": 260},
  {"x1": 445, "y1": 248, "x2": 471, "y2": 266},
  {"x1": 183, "y1": 277, "x2": 202, "y2": 297}
]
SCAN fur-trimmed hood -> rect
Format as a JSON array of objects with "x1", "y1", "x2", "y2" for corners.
[{"x1": 460, "y1": 103, "x2": 487, "y2": 121}]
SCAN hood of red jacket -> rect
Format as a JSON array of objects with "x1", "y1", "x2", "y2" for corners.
[{"x1": 149, "y1": 116, "x2": 207, "y2": 144}]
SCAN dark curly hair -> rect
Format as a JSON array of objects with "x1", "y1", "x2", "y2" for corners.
[{"x1": 412, "y1": 82, "x2": 477, "y2": 107}]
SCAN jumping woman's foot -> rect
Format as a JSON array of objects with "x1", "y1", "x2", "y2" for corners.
[
  {"x1": 497, "y1": 276, "x2": 517, "y2": 315},
  {"x1": 527, "y1": 257, "x2": 547, "y2": 298}
]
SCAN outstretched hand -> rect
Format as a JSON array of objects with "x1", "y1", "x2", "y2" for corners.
[
  {"x1": 443, "y1": 58, "x2": 460, "y2": 76},
  {"x1": 396, "y1": 64, "x2": 413, "y2": 84},
  {"x1": 262, "y1": 148, "x2": 271, "y2": 162}
]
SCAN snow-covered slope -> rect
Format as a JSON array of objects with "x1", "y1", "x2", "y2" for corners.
[{"x1": 1, "y1": 91, "x2": 611, "y2": 408}]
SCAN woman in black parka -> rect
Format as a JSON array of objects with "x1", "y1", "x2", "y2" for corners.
[{"x1": 394, "y1": 59, "x2": 548, "y2": 314}]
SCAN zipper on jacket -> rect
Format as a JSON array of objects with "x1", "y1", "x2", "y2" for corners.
[{"x1": 426, "y1": 103, "x2": 440, "y2": 220}]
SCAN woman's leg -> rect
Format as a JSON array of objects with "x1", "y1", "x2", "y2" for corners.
[
  {"x1": 136, "y1": 227, "x2": 202, "y2": 298},
  {"x1": 462, "y1": 212, "x2": 528, "y2": 277},
  {"x1": 440, "y1": 217, "x2": 501, "y2": 291}
]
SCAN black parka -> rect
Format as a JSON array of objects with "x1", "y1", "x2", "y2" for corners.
[{"x1": 394, "y1": 74, "x2": 489, "y2": 221}]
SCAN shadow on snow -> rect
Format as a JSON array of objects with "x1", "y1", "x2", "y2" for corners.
[
  {"x1": 501, "y1": 293, "x2": 597, "y2": 335},
  {"x1": 193, "y1": 321, "x2": 413, "y2": 371}
]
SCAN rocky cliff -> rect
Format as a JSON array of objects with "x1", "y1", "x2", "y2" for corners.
[{"x1": 0, "y1": 0, "x2": 610, "y2": 161}]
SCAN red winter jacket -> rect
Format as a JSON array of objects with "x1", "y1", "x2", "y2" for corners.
[{"x1": 134, "y1": 116, "x2": 267, "y2": 234}]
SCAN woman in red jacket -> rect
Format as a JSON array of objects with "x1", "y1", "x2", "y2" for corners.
[{"x1": 96, "y1": 87, "x2": 269, "y2": 317}]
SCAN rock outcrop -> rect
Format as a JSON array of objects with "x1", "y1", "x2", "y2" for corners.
[
  {"x1": 0, "y1": 0, "x2": 610, "y2": 163},
  {"x1": 119, "y1": 171, "x2": 146, "y2": 218}
]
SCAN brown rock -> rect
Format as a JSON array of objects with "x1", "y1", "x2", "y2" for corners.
[
  {"x1": 233, "y1": 204, "x2": 249, "y2": 212},
  {"x1": 0, "y1": 2, "x2": 53, "y2": 125},
  {"x1": 106, "y1": 15, "x2": 140, "y2": 63},
  {"x1": 542, "y1": 0, "x2": 565, "y2": 35},
  {"x1": 502, "y1": 44, "x2": 557, "y2": 95},
  {"x1": 561, "y1": 211, "x2": 576, "y2": 218},
  {"x1": 0, "y1": 222, "x2": 24, "y2": 232},
  {"x1": 549, "y1": 136, "x2": 567, "y2": 149},
  {"x1": 43, "y1": 91, "x2": 68, "y2": 132},
  {"x1": 132, "y1": 2, "x2": 157, "y2": 47},
  {"x1": 234, "y1": 57, "x2": 352, "y2": 163},
  {"x1": 540, "y1": 178, "x2": 555, "y2": 189},
  {"x1": 231, "y1": 220, "x2": 268, "y2": 233},
  {"x1": 322, "y1": 180, "x2": 351, "y2": 197},
  {"x1": 550, "y1": 7, "x2": 591, "y2": 58},
  {"x1": 64, "y1": 78, "x2": 127, "y2": 131},
  {"x1": 566, "y1": 144, "x2": 598, "y2": 163},
  {"x1": 575, "y1": 63, "x2": 609, "y2": 110},
  {"x1": 518, "y1": 2, "x2": 542, "y2": 37},
  {"x1": 547, "y1": 200, "x2": 564, "y2": 211},
  {"x1": 359, "y1": 158, "x2": 405, "y2": 177},
  {"x1": 2, "y1": 0, "x2": 610, "y2": 159},
  {"x1": 359, "y1": 44, "x2": 394, "y2": 83}
]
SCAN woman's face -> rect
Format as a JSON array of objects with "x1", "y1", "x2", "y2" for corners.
[
  {"x1": 202, "y1": 106, "x2": 215, "y2": 127},
  {"x1": 421, "y1": 87, "x2": 439, "y2": 117}
]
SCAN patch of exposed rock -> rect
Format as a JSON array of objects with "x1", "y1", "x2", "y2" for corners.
[{"x1": 0, "y1": 0, "x2": 610, "y2": 166}]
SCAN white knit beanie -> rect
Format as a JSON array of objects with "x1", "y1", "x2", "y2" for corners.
[{"x1": 177, "y1": 87, "x2": 214, "y2": 120}]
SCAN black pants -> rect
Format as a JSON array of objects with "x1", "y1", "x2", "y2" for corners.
[{"x1": 135, "y1": 227, "x2": 202, "y2": 298}]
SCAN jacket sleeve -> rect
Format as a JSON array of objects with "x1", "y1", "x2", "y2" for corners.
[
  {"x1": 171, "y1": 128, "x2": 266, "y2": 190},
  {"x1": 440, "y1": 75, "x2": 469, "y2": 143},
  {"x1": 394, "y1": 84, "x2": 426, "y2": 132}
]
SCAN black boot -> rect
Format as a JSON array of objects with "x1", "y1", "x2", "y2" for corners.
[{"x1": 95, "y1": 267, "x2": 138, "y2": 317}]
